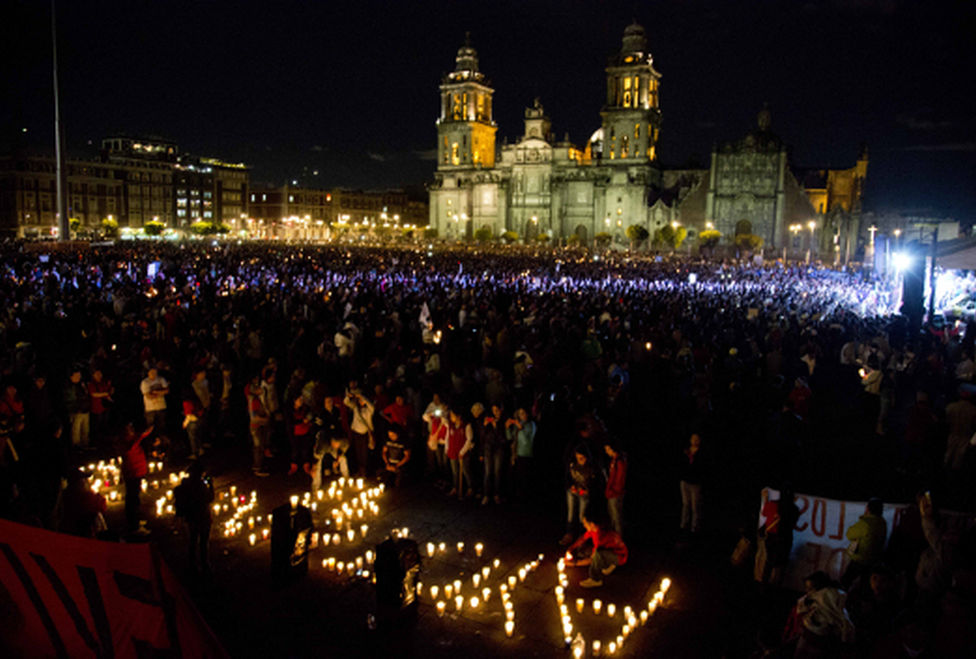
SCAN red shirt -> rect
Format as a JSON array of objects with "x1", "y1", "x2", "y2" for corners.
[
  {"x1": 582, "y1": 528, "x2": 628, "y2": 565},
  {"x1": 382, "y1": 402, "x2": 414, "y2": 428},
  {"x1": 605, "y1": 455, "x2": 627, "y2": 499},
  {"x1": 88, "y1": 380, "x2": 112, "y2": 415},
  {"x1": 445, "y1": 423, "x2": 466, "y2": 460},
  {"x1": 122, "y1": 429, "x2": 150, "y2": 479}
]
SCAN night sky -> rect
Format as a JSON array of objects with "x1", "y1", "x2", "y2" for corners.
[{"x1": 4, "y1": 0, "x2": 974, "y2": 220}]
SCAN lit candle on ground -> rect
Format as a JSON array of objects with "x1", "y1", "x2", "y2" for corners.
[
  {"x1": 472, "y1": 574, "x2": 481, "y2": 588},
  {"x1": 417, "y1": 582, "x2": 423, "y2": 595},
  {"x1": 455, "y1": 595, "x2": 463, "y2": 611},
  {"x1": 290, "y1": 495, "x2": 299, "y2": 509},
  {"x1": 482, "y1": 587, "x2": 490, "y2": 601},
  {"x1": 213, "y1": 503, "x2": 221, "y2": 515},
  {"x1": 608, "y1": 642, "x2": 616, "y2": 655},
  {"x1": 508, "y1": 576, "x2": 517, "y2": 589},
  {"x1": 401, "y1": 527, "x2": 409, "y2": 537},
  {"x1": 622, "y1": 624, "x2": 630, "y2": 638},
  {"x1": 623, "y1": 606, "x2": 632, "y2": 619},
  {"x1": 593, "y1": 640, "x2": 602, "y2": 656},
  {"x1": 593, "y1": 599, "x2": 602, "y2": 614},
  {"x1": 481, "y1": 566, "x2": 490, "y2": 579},
  {"x1": 505, "y1": 621, "x2": 514, "y2": 638},
  {"x1": 563, "y1": 623, "x2": 573, "y2": 637},
  {"x1": 365, "y1": 550, "x2": 373, "y2": 564},
  {"x1": 607, "y1": 603, "x2": 616, "y2": 618},
  {"x1": 316, "y1": 490, "x2": 324, "y2": 500},
  {"x1": 230, "y1": 485, "x2": 236, "y2": 497},
  {"x1": 469, "y1": 596, "x2": 479, "y2": 609},
  {"x1": 453, "y1": 579, "x2": 462, "y2": 595},
  {"x1": 347, "y1": 529, "x2": 355, "y2": 542},
  {"x1": 337, "y1": 561, "x2": 344, "y2": 573},
  {"x1": 661, "y1": 577, "x2": 671, "y2": 594},
  {"x1": 648, "y1": 600, "x2": 658, "y2": 615},
  {"x1": 493, "y1": 558, "x2": 501, "y2": 569},
  {"x1": 436, "y1": 601, "x2": 446, "y2": 616},
  {"x1": 248, "y1": 517, "x2": 255, "y2": 529},
  {"x1": 457, "y1": 542, "x2": 464, "y2": 553},
  {"x1": 518, "y1": 568, "x2": 526, "y2": 582},
  {"x1": 262, "y1": 528, "x2": 270, "y2": 540},
  {"x1": 445, "y1": 584, "x2": 453, "y2": 598},
  {"x1": 427, "y1": 542, "x2": 436, "y2": 557},
  {"x1": 640, "y1": 610, "x2": 649, "y2": 625},
  {"x1": 475, "y1": 542, "x2": 483, "y2": 557},
  {"x1": 360, "y1": 524, "x2": 368, "y2": 538},
  {"x1": 499, "y1": 584, "x2": 508, "y2": 594},
  {"x1": 576, "y1": 598, "x2": 585, "y2": 613},
  {"x1": 505, "y1": 609, "x2": 514, "y2": 621},
  {"x1": 332, "y1": 533, "x2": 340, "y2": 545},
  {"x1": 322, "y1": 559, "x2": 328, "y2": 569},
  {"x1": 438, "y1": 542, "x2": 446, "y2": 553},
  {"x1": 248, "y1": 533, "x2": 256, "y2": 546},
  {"x1": 355, "y1": 557, "x2": 363, "y2": 569},
  {"x1": 430, "y1": 585, "x2": 439, "y2": 599},
  {"x1": 654, "y1": 591, "x2": 664, "y2": 605}
]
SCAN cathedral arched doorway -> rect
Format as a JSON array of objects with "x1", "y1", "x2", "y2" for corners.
[
  {"x1": 734, "y1": 220, "x2": 752, "y2": 236},
  {"x1": 575, "y1": 225, "x2": 588, "y2": 243},
  {"x1": 524, "y1": 219, "x2": 539, "y2": 241}
]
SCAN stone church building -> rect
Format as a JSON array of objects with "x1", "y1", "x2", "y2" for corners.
[{"x1": 429, "y1": 23, "x2": 867, "y2": 256}]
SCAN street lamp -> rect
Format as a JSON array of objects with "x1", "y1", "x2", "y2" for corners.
[{"x1": 806, "y1": 220, "x2": 817, "y2": 264}]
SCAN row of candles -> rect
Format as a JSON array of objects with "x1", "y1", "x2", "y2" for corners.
[{"x1": 553, "y1": 559, "x2": 673, "y2": 657}]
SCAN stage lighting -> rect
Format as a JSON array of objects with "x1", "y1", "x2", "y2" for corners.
[{"x1": 892, "y1": 252, "x2": 911, "y2": 272}]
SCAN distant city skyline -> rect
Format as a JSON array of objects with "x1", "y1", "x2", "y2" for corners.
[{"x1": 3, "y1": 0, "x2": 973, "y2": 220}]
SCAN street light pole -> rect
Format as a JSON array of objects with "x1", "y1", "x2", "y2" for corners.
[{"x1": 51, "y1": 0, "x2": 69, "y2": 241}]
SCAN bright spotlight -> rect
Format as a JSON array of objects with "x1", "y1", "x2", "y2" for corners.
[{"x1": 892, "y1": 252, "x2": 912, "y2": 272}]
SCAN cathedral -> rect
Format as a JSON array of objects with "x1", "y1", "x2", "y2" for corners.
[{"x1": 429, "y1": 23, "x2": 868, "y2": 257}]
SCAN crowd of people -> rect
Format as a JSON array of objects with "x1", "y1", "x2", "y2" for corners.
[{"x1": 0, "y1": 240, "x2": 974, "y2": 657}]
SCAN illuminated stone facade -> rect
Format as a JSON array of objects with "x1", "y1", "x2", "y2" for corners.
[{"x1": 429, "y1": 24, "x2": 867, "y2": 253}]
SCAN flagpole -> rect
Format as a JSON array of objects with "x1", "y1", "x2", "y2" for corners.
[{"x1": 52, "y1": 0, "x2": 69, "y2": 241}]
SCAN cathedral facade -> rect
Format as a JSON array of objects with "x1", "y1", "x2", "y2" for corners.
[{"x1": 429, "y1": 24, "x2": 867, "y2": 255}]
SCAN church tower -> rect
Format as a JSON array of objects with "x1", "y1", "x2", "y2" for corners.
[
  {"x1": 436, "y1": 34, "x2": 497, "y2": 170},
  {"x1": 600, "y1": 22, "x2": 662, "y2": 163}
]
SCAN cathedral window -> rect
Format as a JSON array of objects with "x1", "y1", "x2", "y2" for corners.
[
  {"x1": 635, "y1": 123, "x2": 640, "y2": 140},
  {"x1": 623, "y1": 92, "x2": 631, "y2": 108},
  {"x1": 443, "y1": 137, "x2": 449, "y2": 163},
  {"x1": 453, "y1": 94, "x2": 462, "y2": 120},
  {"x1": 621, "y1": 136, "x2": 629, "y2": 159},
  {"x1": 451, "y1": 143, "x2": 460, "y2": 166}
]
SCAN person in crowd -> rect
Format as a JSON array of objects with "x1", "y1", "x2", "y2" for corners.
[
  {"x1": 182, "y1": 389, "x2": 205, "y2": 459},
  {"x1": 506, "y1": 407, "x2": 536, "y2": 499},
  {"x1": 88, "y1": 369, "x2": 113, "y2": 449},
  {"x1": 61, "y1": 469, "x2": 107, "y2": 538},
  {"x1": 190, "y1": 367, "x2": 211, "y2": 448},
  {"x1": 561, "y1": 444, "x2": 598, "y2": 545},
  {"x1": 140, "y1": 368, "x2": 169, "y2": 437},
  {"x1": 289, "y1": 396, "x2": 314, "y2": 476},
  {"x1": 380, "y1": 425, "x2": 411, "y2": 488},
  {"x1": 64, "y1": 368, "x2": 91, "y2": 450},
  {"x1": 174, "y1": 461, "x2": 215, "y2": 574},
  {"x1": 603, "y1": 439, "x2": 627, "y2": 537},
  {"x1": 120, "y1": 421, "x2": 152, "y2": 535},
  {"x1": 679, "y1": 432, "x2": 705, "y2": 535},
  {"x1": 755, "y1": 485, "x2": 800, "y2": 587},
  {"x1": 247, "y1": 374, "x2": 271, "y2": 476},
  {"x1": 846, "y1": 563, "x2": 904, "y2": 655},
  {"x1": 481, "y1": 403, "x2": 507, "y2": 505},
  {"x1": 563, "y1": 510, "x2": 628, "y2": 589},
  {"x1": 445, "y1": 408, "x2": 474, "y2": 499},
  {"x1": 423, "y1": 399, "x2": 448, "y2": 487},
  {"x1": 344, "y1": 384, "x2": 375, "y2": 477},
  {"x1": 842, "y1": 497, "x2": 887, "y2": 589}
]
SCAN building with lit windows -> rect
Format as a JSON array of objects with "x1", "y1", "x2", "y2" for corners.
[{"x1": 429, "y1": 23, "x2": 868, "y2": 254}]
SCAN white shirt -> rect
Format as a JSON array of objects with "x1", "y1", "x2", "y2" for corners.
[{"x1": 141, "y1": 376, "x2": 169, "y2": 412}]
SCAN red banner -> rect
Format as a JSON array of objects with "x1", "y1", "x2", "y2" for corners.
[{"x1": 0, "y1": 519, "x2": 227, "y2": 658}]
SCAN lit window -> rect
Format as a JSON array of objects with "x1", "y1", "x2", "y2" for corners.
[
  {"x1": 635, "y1": 124, "x2": 640, "y2": 140},
  {"x1": 451, "y1": 143, "x2": 460, "y2": 166},
  {"x1": 289, "y1": 195, "x2": 294, "y2": 203},
  {"x1": 622, "y1": 136, "x2": 629, "y2": 159},
  {"x1": 623, "y1": 77, "x2": 631, "y2": 90},
  {"x1": 203, "y1": 211, "x2": 212, "y2": 218},
  {"x1": 623, "y1": 92, "x2": 631, "y2": 108},
  {"x1": 262, "y1": 194, "x2": 267, "y2": 202}
]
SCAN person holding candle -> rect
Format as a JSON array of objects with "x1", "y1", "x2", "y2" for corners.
[
  {"x1": 344, "y1": 384, "x2": 375, "y2": 478},
  {"x1": 564, "y1": 510, "x2": 628, "y2": 588},
  {"x1": 560, "y1": 444, "x2": 598, "y2": 545}
]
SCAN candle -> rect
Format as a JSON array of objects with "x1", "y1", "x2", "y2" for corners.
[
  {"x1": 356, "y1": 509, "x2": 364, "y2": 519},
  {"x1": 508, "y1": 576, "x2": 517, "y2": 589},
  {"x1": 623, "y1": 605, "x2": 633, "y2": 619},
  {"x1": 360, "y1": 524, "x2": 368, "y2": 538},
  {"x1": 654, "y1": 591, "x2": 664, "y2": 605},
  {"x1": 576, "y1": 598, "x2": 585, "y2": 613},
  {"x1": 290, "y1": 495, "x2": 299, "y2": 509},
  {"x1": 607, "y1": 603, "x2": 616, "y2": 618},
  {"x1": 457, "y1": 542, "x2": 464, "y2": 554},
  {"x1": 518, "y1": 568, "x2": 526, "y2": 582},
  {"x1": 444, "y1": 584, "x2": 453, "y2": 598},
  {"x1": 475, "y1": 542, "x2": 483, "y2": 557},
  {"x1": 648, "y1": 600, "x2": 657, "y2": 615},
  {"x1": 401, "y1": 527, "x2": 409, "y2": 537},
  {"x1": 555, "y1": 585, "x2": 564, "y2": 601},
  {"x1": 339, "y1": 477, "x2": 346, "y2": 487},
  {"x1": 230, "y1": 485, "x2": 237, "y2": 497},
  {"x1": 322, "y1": 559, "x2": 329, "y2": 569},
  {"x1": 438, "y1": 542, "x2": 446, "y2": 553},
  {"x1": 453, "y1": 579, "x2": 462, "y2": 595},
  {"x1": 355, "y1": 556, "x2": 364, "y2": 569},
  {"x1": 248, "y1": 533, "x2": 256, "y2": 546},
  {"x1": 481, "y1": 566, "x2": 490, "y2": 579},
  {"x1": 482, "y1": 587, "x2": 490, "y2": 602},
  {"x1": 454, "y1": 595, "x2": 463, "y2": 611},
  {"x1": 110, "y1": 491, "x2": 118, "y2": 502},
  {"x1": 472, "y1": 574, "x2": 481, "y2": 588},
  {"x1": 640, "y1": 610, "x2": 649, "y2": 625},
  {"x1": 436, "y1": 601, "x2": 446, "y2": 617},
  {"x1": 504, "y1": 621, "x2": 514, "y2": 638},
  {"x1": 661, "y1": 577, "x2": 672, "y2": 594},
  {"x1": 262, "y1": 528, "x2": 270, "y2": 540},
  {"x1": 337, "y1": 561, "x2": 344, "y2": 573},
  {"x1": 417, "y1": 582, "x2": 423, "y2": 595},
  {"x1": 365, "y1": 550, "x2": 373, "y2": 564},
  {"x1": 332, "y1": 533, "x2": 341, "y2": 545},
  {"x1": 563, "y1": 622, "x2": 573, "y2": 637},
  {"x1": 493, "y1": 558, "x2": 501, "y2": 569},
  {"x1": 430, "y1": 585, "x2": 439, "y2": 599},
  {"x1": 505, "y1": 609, "x2": 514, "y2": 621},
  {"x1": 316, "y1": 489, "x2": 324, "y2": 501},
  {"x1": 593, "y1": 599, "x2": 602, "y2": 614},
  {"x1": 499, "y1": 584, "x2": 507, "y2": 594},
  {"x1": 573, "y1": 643, "x2": 583, "y2": 658},
  {"x1": 427, "y1": 542, "x2": 436, "y2": 557},
  {"x1": 593, "y1": 640, "x2": 602, "y2": 656},
  {"x1": 557, "y1": 558, "x2": 565, "y2": 572},
  {"x1": 616, "y1": 635, "x2": 624, "y2": 648},
  {"x1": 622, "y1": 624, "x2": 630, "y2": 638},
  {"x1": 346, "y1": 529, "x2": 355, "y2": 542},
  {"x1": 327, "y1": 558, "x2": 336, "y2": 570},
  {"x1": 356, "y1": 478, "x2": 364, "y2": 489},
  {"x1": 248, "y1": 516, "x2": 255, "y2": 529},
  {"x1": 213, "y1": 503, "x2": 221, "y2": 515},
  {"x1": 608, "y1": 642, "x2": 616, "y2": 655},
  {"x1": 469, "y1": 596, "x2": 479, "y2": 609}
]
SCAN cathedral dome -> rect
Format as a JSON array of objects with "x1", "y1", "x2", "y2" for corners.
[
  {"x1": 455, "y1": 33, "x2": 479, "y2": 73},
  {"x1": 621, "y1": 22, "x2": 647, "y2": 55}
]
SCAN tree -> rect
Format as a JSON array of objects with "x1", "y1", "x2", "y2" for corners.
[
  {"x1": 100, "y1": 217, "x2": 119, "y2": 238},
  {"x1": 594, "y1": 232, "x2": 612, "y2": 248},
  {"x1": 190, "y1": 220, "x2": 220, "y2": 236},
  {"x1": 625, "y1": 224, "x2": 650, "y2": 249},
  {"x1": 698, "y1": 229, "x2": 721, "y2": 248},
  {"x1": 216, "y1": 222, "x2": 231, "y2": 234},
  {"x1": 734, "y1": 233, "x2": 764, "y2": 254},
  {"x1": 69, "y1": 218, "x2": 81, "y2": 234},
  {"x1": 652, "y1": 224, "x2": 688, "y2": 250},
  {"x1": 474, "y1": 226, "x2": 493, "y2": 243},
  {"x1": 566, "y1": 234, "x2": 582, "y2": 246},
  {"x1": 501, "y1": 230, "x2": 519, "y2": 244},
  {"x1": 143, "y1": 220, "x2": 165, "y2": 236},
  {"x1": 535, "y1": 233, "x2": 551, "y2": 243}
]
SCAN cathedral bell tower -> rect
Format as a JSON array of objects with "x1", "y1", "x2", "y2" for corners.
[
  {"x1": 437, "y1": 34, "x2": 497, "y2": 170},
  {"x1": 600, "y1": 22, "x2": 662, "y2": 163}
]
